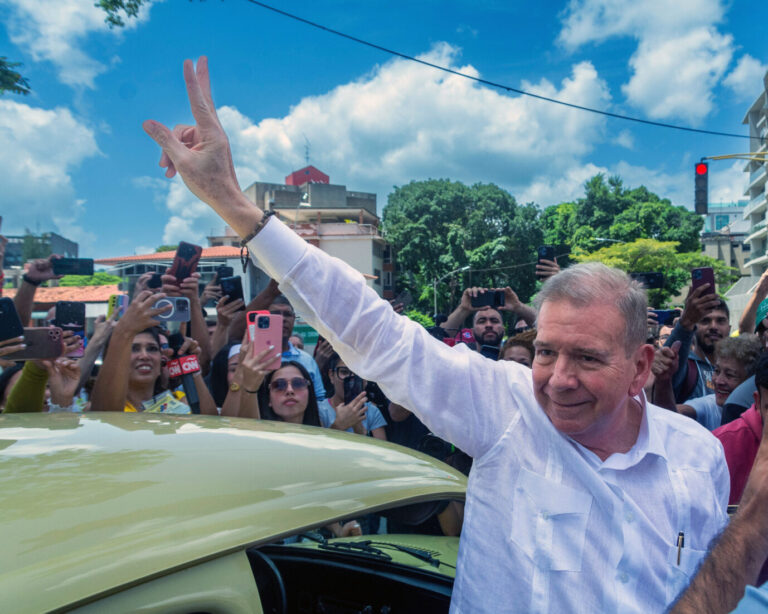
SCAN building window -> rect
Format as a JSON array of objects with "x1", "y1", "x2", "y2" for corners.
[
  {"x1": 373, "y1": 268, "x2": 381, "y2": 285},
  {"x1": 714, "y1": 214, "x2": 730, "y2": 231},
  {"x1": 372, "y1": 243, "x2": 383, "y2": 259},
  {"x1": 383, "y1": 271, "x2": 392, "y2": 289},
  {"x1": 383, "y1": 245, "x2": 392, "y2": 264}
]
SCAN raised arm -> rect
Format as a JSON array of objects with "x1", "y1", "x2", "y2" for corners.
[
  {"x1": 143, "y1": 57, "x2": 524, "y2": 457},
  {"x1": 14, "y1": 256, "x2": 61, "y2": 325},
  {"x1": 90, "y1": 291, "x2": 168, "y2": 412},
  {"x1": 739, "y1": 271, "x2": 768, "y2": 335}
]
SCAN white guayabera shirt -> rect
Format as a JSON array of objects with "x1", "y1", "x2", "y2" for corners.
[{"x1": 249, "y1": 218, "x2": 729, "y2": 614}]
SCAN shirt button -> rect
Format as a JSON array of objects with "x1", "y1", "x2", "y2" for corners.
[
  {"x1": 625, "y1": 511, "x2": 634, "y2": 522},
  {"x1": 540, "y1": 512, "x2": 549, "y2": 520},
  {"x1": 619, "y1": 573, "x2": 629, "y2": 583}
]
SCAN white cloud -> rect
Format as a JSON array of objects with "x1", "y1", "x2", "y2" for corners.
[
  {"x1": 2, "y1": 0, "x2": 156, "y2": 88},
  {"x1": 518, "y1": 163, "x2": 606, "y2": 206},
  {"x1": 147, "y1": 44, "x2": 613, "y2": 241},
  {"x1": 0, "y1": 99, "x2": 99, "y2": 242},
  {"x1": 558, "y1": 0, "x2": 734, "y2": 123},
  {"x1": 709, "y1": 160, "x2": 747, "y2": 204},
  {"x1": 558, "y1": 0, "x2": 724, "y2": 49},
  {"x1": 621, "y1": 28, "x2": 733, "y2": 124},
  {"x1": 723, "y1": 55, "x2": 768, "y2": 101}
]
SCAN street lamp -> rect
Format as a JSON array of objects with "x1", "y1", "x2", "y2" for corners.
[{"x1": 434, "y1": 265, "x2": 470, "y2": 317}]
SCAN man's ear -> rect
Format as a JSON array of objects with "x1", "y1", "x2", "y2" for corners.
[{"x1": 629, "y1": 344, "x2": 655, "y2": 397}]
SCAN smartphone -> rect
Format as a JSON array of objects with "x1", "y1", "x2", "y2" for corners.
[
  {"x1": 167, "y1": 241, "x2": 202, "y2": 284},
  {"x1": 691, "y1": 267, "x2": 716, "y2": 295},
  {"x1": 107, "y1": 294, "x2": 129, "y2": 320},
  {"x1": 54, "y1": 301, "x2": 85, "y2": 358},
  {"x1": 0, "y1": 298, "x2": 24, "y2": 342},
  {"x1": 630, "y1": 272, "x2": 664, "y2": 290},
  {"x1": 52, "y1": 258, "x2": 94, "y2": 276},
  {"x1": 343, "y1": 374, "x2": 365, "y2": 405},
  {"x1": 536, "y1": 245, "x2": 556, "y2": 279},
  {"x1": 247, "y1": 311, "x2": 283, "y2": 371},
  {"x1": 5, "y1": 327, "x2": 64, "y2": 361},
  {"x1": 470, "y1": 290, "x2": 505, "y2": 309},
  {"x1": 215, "y1": 265, "x2": 234, "y2": 282},
  {"x1": 152, "y1": 297, "x2": 191, "y2": 322},
  {"x1": 219, "y1": 276, "x2": 245, "y2": 308},
  {"x1": 650, "y1": 309, "x2": 681, "y2": 327},
  {"x1": 147, "y1": 272, "x2": 163, "y2": 289}
]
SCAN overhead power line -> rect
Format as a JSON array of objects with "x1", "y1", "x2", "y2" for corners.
[{"x1": 243, "y1": 0, "x2": 762, "y2": 143}]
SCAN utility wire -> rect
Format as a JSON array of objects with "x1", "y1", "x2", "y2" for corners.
[{"x1": 243, "y1": 0, "x2": 763, "y2": 143}]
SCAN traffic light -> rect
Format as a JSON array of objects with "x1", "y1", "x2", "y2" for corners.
[{"x1": 695, "y1": 161, "x2": 708, "y2": 214}]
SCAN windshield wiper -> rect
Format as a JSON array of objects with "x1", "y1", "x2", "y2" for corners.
[
  {"x1": 318, "y1": 540, "x2": 392, "y2": 561},
  {"x1": 368, "y1": 541, "x2": 455, "y2": 569}
]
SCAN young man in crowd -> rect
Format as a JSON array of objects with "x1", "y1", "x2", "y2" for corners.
[
  {"x1": 143, "y1": 57, "x2": 728, "y2": 612},
  {"x1": 664, "y1": 284, "x2": 731, "y2": 402},
  {"x1": 440, "y1": 286, "x2": 537, "y2": 359}
]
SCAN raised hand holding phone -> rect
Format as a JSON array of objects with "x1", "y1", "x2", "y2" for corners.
[{"x1": 247, "y1": 311, "x2": 282, "y2": 371}]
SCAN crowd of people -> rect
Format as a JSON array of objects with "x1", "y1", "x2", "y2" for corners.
[{"x1": 4, "y1": 56, "x2": 768, "y2": 612}]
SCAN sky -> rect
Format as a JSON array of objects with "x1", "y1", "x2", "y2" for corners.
[{"x1": 1, "y1": 0, "x2": 767, "y2": 259}]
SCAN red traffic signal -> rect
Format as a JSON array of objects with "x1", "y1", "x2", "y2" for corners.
[{"x1": 695, "y1": 161, "x2": 708, "y2": 214}]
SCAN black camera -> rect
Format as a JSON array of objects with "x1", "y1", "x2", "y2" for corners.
[{"x1": 258, "y1": 315, "x2": 271, "y2": 329}]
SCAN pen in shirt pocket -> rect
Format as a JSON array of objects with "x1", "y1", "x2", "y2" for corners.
[{"x1": 676, "y1": 531, "x2": 685, "y2": 566}]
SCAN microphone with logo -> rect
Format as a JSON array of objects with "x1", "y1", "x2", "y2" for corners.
[{"x1": 166, "y1": 333, "x2": 201, "y2": 414}]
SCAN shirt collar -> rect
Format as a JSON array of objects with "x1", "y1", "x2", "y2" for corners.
[{"x1": 575, "y1": 391, "x2": 666, "y2": 470}]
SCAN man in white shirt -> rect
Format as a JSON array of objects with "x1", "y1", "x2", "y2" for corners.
[{"x1": 143, "y1": 57, "x2": 729, "y2": 613}]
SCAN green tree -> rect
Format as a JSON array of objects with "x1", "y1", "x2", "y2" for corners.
[
  {"x1": 542, "y1": 175, "x2": 703, "y2": 253},
  {"x1": 155, "y1": 244, "x2": 178, "y2": 253},
  {"x1": 0, "y1": 57, "x2": 30, "y2": 96},
  {"x1": 1, "y1": 2, "x2": 149, "y2": 96},
  {"x1": 21, "y1": 230, "x2": 51, "y2": 262},
  {"x1": 382, "y1": 179, "x2": 543, "y2": 314},
  {"x1": 59, "y1": 272, "x2": 123, "y2": 287},
  {"x1": 572, "y1": 238, "x2": 739, "y2": 307}
]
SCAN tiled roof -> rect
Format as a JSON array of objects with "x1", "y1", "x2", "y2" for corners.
[
  {"x1": 2, "y1": 285, "x2": 120, "y2": 303},
  {"x1": 95, "y1": 246, "x2": 241, "y2": 264}
]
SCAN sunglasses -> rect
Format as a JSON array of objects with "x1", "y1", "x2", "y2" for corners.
[{"x1": 270, "y1": 377, "x2": 310, "y2": 392}]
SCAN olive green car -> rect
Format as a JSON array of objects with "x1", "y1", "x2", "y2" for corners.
[{"x1": 1, "y1": 412, "x2": 466, "y2": 613}]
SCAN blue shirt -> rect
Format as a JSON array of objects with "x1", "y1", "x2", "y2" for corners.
[{"x1": 282, "y1": 342, "x2": 326, "y2": 401}]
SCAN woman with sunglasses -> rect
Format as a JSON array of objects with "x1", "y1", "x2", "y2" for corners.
[{"x1": 257, "y1": 361, "x2": 322, "y2": 426}]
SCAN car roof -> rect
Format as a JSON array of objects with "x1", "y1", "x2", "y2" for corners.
[{"x1": 0, "y1": 412, "x2": 466, "y2": 612}]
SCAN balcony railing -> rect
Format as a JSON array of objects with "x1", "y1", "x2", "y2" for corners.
[{"x1": 744, "y1": 192, "x2": 767, "y2": 218}]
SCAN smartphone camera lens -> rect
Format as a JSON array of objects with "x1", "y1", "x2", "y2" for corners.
[{"x1": 258, "y1": 316, "x2": 270, "y2": 329}]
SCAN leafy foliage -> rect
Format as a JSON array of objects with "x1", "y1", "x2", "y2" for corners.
[
  {"x1": 572, "y1": 238, "x2": 739, "y2": 307},
  {"x1": 95, "y1": 0, "x2": 147, "y2": 27},
  {"x1": 382, "y1": 179, "x2": 543, "y2": 314},
  {"x1": 21, "y1": 230, "x2": 51, "y2": 262},
  {"x1": 404, "y1": 309, "x2": 434, "y2": 328},
  {"x1": 59, "y1": 272, "x2": 123, "y2": 287},
  {"x1": 155, "y1": 244, "x2": 179, "y2": 253},
  {"x1": 0, "y1": 57, "x2": 31, "y2": 96},
  {"x1": 542, "y1": 175, "x2": 703, "y2": 253}
]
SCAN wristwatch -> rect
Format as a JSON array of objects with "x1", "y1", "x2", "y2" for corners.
[{"x1": 229, "y1": 382, "x2": 241, "y2": 392}]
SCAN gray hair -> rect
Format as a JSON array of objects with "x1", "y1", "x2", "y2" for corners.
[
  {"x1": 533, "y1": 262, "x2": 648, "y2": 355},
  {"x1": 715, "y1": 334, "x2": 763, "y2": 377}
]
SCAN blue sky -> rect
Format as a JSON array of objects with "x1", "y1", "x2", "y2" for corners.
[{"x1": 1, "y1": 0, "x2": 767, "y2": 259}]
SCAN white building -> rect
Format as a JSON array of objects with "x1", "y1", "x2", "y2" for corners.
[{"x1": 725, "y1": 70, "x2": 768, "y2": 324}]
